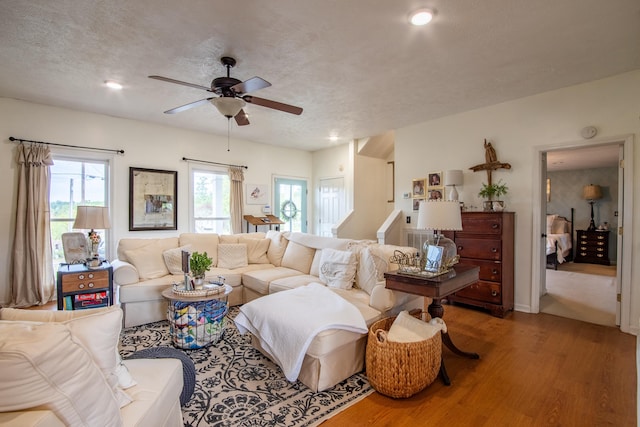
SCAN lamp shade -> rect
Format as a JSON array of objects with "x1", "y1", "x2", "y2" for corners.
[
  {"x1": 416, "y1": 200, "x2": 462, "y2": 231},
  {"x1": 582, "y1": 184, "x2": 602, "y2": 201},
  {"x1": 444, "y1": 170, "x2": 463, "y2": 186},
  {"x1": 211, "y1": 97, "x2": 246, "y2": 118},
  {"x1": 73, "y1": 206, "x2": 111, "y2": 230}
]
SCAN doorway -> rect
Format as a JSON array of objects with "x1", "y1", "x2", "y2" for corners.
[
  {"x1": 274, "y1": 177, "x2": 308, "y2": 232},
  {"x1": 318, "y1": 177, "x2": 345, "y2": 237},
  {"x1": 532, "y1": 135, "x2": 633, "y2": 333}
]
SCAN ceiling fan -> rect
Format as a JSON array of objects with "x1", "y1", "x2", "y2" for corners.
[{"x1": 149, "y1": 56, "x2": 303, "y2": 126}]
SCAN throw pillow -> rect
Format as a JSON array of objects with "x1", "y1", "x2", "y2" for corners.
[
  {"x1": 357, "y1": 246, "x2": 389, "y2": 295},
  {"x1": 217, "y1": 243, "x2": 248, "y2": 269},
  {"x1": 319, "y1": 248, "x2": 357, "y2": 290},
  {"x1": 0, "y1": 321, "x2": 123, "y2": 426},
  {"x1": 163, "y1": 244, "x2": 192, "y2": 274},
  {"x1": 265, "y1": 230, "x2": 288, "y2": 266},
  {"x1": 238, "y1": 237, "x2": 270, "y2": 264},
  {"x1": 281, "y1": 241, "x2": 315, "y2": 274},
  {"x1": 124, "y1": 243, "x2": 170, "y2": 280}
]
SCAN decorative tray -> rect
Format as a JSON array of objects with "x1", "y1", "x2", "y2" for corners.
[{"x1": 171, "y1": 285, "x2": 225, "y2": 297}]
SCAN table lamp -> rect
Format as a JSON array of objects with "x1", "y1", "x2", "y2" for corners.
[
  {"x1": 444, "y1": 170, "x2": 463, "y2": 201},
  {"x1": 417, "y1": 200, "x2": 462, "y2": 276},
  {"x1": 73, "y1": 206, "x2": 111, "y2": 261},
  {"x1": 582, "y1": 184, "x2": 602, "y2": 231}
]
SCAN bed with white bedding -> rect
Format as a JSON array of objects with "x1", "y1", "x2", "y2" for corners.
[{"x1": 546, "y1": 209, "x2": 574, "y2": 269}]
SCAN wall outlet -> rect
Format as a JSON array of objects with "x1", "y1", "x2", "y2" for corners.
[{"x1": 406, "y1": 216, "x2": 411, "y2": 224}]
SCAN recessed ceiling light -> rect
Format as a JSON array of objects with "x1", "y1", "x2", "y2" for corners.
[
  {"x1": 329, "y1": 135, "x2": 339, "y2": 142},
  {"x1": 104, "y1": 80, "x2": 123, "y2": 90},
  {"x1": 409, "y1": 8, "x2": 435, "y2": 26}
]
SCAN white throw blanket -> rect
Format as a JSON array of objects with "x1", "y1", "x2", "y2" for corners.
[{"x1": 234, "y1": 282, "x2": 368, "y2": 382}]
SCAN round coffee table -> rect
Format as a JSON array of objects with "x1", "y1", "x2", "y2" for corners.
[{"x1": 161, "y1": 284, "x2": 232, "y2": 349}]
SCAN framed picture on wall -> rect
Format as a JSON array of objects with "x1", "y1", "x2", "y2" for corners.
[
  {"x1": 246, "y1": 183, "x2": 269, "y2": 205},
  {"x1": 412, "y1": 178, "x2": 426, "y2": 197},
  {"x1": 413, "y1": 198, "x2": 424, "y2": 211},
  {"x1": 428, "y1": 171, "x2": 442, "y2": 188},
  {"x1": 129, "y1": 167, "x2": 177, "y2": 231},
  {"x1": 428, "y1": 188, "x2": 444, "y2": 200}
]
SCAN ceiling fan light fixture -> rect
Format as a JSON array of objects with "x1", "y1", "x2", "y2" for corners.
[
  {"x1": 211, "y1": 97, "x2": 246, "y2": 117},
  {"x1": 409, "y1": 8, "x2": 434, "y2": 26},
  {"x1": 104, "y1": 80, "x2": 123, "y2": 90}
]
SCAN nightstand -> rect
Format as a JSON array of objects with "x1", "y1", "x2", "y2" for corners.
[
  {"x1": 574, "y1": 230, "x2": 610, "y2": 265},
  {"x1": 56, "y1": 262, "x2": 114, "y2": 310}
]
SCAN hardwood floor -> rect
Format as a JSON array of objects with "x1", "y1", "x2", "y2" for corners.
[{"x1": 323, "y1": 304, "x2": 636, "y2": 426}]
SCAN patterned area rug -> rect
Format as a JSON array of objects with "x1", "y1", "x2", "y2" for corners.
[{"x1": 120, "y1": 307, "x2": 373, "y2": 427}]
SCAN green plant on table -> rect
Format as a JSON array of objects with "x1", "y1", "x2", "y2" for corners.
[
  {"x1": 478, "y1": 180, "x2": 509, "y2": 200},
  {"x1": 189, "y1": 251, "x2": 213, "y2": 279}
]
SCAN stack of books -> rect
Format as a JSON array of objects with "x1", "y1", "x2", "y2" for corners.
[{"x1": 63, "y1": 292, "x2": 109, "y2": 310}]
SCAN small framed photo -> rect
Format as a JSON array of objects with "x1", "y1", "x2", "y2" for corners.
[
  {"x1": 129, "y1": 167, "x2": 177, "y2": 231},
  {"x1": 413, "y1": 198, "x2": 424, "y2": 211},
  {"x1": 428, "y1": 188, "x2": 444, "y2": 200},
  {"x1": 428, "y1": 171, "x2": 442, "y2": 188},
  {"x1": 412, "y1": 178, "x2": 426, "y2": 197},
  {"x1": 425, "y1": 245, "x2": 444, "y2": 272}
]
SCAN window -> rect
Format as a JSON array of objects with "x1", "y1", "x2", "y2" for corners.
[
  {"x1": 50, "y1": 157, "x2": 109, "y2": 265},
  {"x1": 191, "y1": 167, "x2": 230, "y2": 233}
]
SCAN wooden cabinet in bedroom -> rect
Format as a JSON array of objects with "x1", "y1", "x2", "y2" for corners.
[
  {"x1": 574, "y1": 230, "x2": 610, "y2": 265},
  {"x1": 443, "y1": 211, "x2": 514, "y2": 318}
]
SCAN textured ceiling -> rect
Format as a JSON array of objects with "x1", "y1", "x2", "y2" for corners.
[{"x1": 1, "y1": 0, "x2": 639, "y2": 152}]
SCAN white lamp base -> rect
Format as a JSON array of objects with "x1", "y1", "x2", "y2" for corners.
[{"x1": 448, "y1": 185, "x2": 459, "y2": 201}]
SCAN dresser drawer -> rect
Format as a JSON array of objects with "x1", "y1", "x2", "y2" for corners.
[
  {"x1": 456, "y1": 238, "x2": 502, "y2": 261},
  {"x1": 460, "y1": 258, "x2": 502, "y2": 282},
  {"x1": 454, "y1": 281, "x2": 502, "y2": 304},
  {"x1": 61, "y1": 270, "x2": 110, "y2": 293},
  {"x1": 460, "y1": 214, "x2": 503, "y2": 234}
]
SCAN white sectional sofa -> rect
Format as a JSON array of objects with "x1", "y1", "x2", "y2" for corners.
[
  {"x1": 0, "y1": 306, "x2": 183, "y2": 427},
  {"x1": 113, "y1": 230, "x2": 422, "y2": 390}
]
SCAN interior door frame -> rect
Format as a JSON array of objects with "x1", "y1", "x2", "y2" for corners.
[
  {"x1": 273, "y1": 176, "x2": 309, "y2": 233},
  {"x1": 530, "y1": 134, "x2": 634, "y2": 333}
]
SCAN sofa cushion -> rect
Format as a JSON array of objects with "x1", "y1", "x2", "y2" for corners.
[
  {"x1": 269, "y1": 274, "x2": 321, "y2": 293},
  {"x1": 242, "y1": 267, "x2": 303, "y2": 295},
  {"x1": 239, "y1": 236, "x2": 270, "y2": 264},
  {"x1": 117, "y1": 237, "x2": 179, "y2": 264},
  {"x1": 179, "y1": 233, "x2": 220, "y2": 265},
  {"x1": 0, "y1": 306, "x2": 133, "y2": 408},
  {"x1": 319, "y1": 248, "x2": 357, "y2": 290},
  {"x1": 266, "y1": 230, "x2": 288, "y2": 266},
  {"x1": 217, "y1": 243, "x2": 248, "y2": 269},
  {"x1": 125, "y1": 243, "x2": 170, "y2": 280},
  {"x1": 0, "y1": 321, "x2": 123, "y2": 426},
  {"x1": 119, "y1": 275, "x2": 180, "y2": 303},
  {"x1": 219, "y1": 235, "x2": 239, "y2": 244},
  {"x1": 163, "y1": 245, "x2": 192, "y2": 275},
  {"x1": 281, "y1": 241, "x2": 316, "y2": 274}
]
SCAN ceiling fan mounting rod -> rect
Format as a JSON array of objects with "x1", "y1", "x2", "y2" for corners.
[{"x1": 221, "y1": 56, "x2": 236, "y2": 77}]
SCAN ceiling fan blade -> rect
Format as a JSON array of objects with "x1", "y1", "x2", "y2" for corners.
[
  {"x1": 242, "y1": 95, "x2": 303, "y2": 115},
  {"x1": 231, "y1": 77, "x2": 271, "y2": 95},
  {"x1": 234, "y1": 109, "x2": 250, "y2": 126},
  {"x1": 149, "y1": 75, "x2": 211, "y2": 92},
  {"x1": 164, "y1": 98, "x2": 214, "y2": 114}
]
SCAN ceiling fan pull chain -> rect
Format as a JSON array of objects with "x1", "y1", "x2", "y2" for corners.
[{"x1": 227, "y1": 118, "x2": 231, "y2": 152}]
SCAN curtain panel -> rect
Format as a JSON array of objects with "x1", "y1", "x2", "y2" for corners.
[
  {"x1": 11, "y1": 143, "x2": 55, "y2": 307},
  {"x1": 229, "y1": 166, "x2": 244, "y2": 234}
]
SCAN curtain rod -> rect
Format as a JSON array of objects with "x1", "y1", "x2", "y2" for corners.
[
  {"x1": 9, "y1": 136, "x2": 125, "y2": 154},
  {"x1": 182, "y1": 157, "x2": 248, "y2": 169}
]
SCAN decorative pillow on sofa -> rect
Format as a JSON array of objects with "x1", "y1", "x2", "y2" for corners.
[
  {"x1": 319, "y1": 248, "x2": 357, "y2": 290},
  {"x1": 0, "y1": 321, "x2": 123, "y2": 426},
  {"x1": 265, "y1": 230, "x2": 288, "y2": 266},
  {"x1": 163, "y1": 244, "x2": 192, "y2": 274},
  {"x1": 124, "y1": 243, "x2": 170, "y2": 280},
  {"x1": 238, "y1": 237, "x2": 270, "y2": 264},
  {"x1": 0, "y1": 306, "x2": 133, "y2": 407},
  {"x1": 281, "y1": 241, "x2": 315, "y2": 274},
  {"x1": 356, "y1": 246, "x2": 389, "y2": 295},
  {"x1": 217, "y1": 243, "x2": 248, "y2": 269}
]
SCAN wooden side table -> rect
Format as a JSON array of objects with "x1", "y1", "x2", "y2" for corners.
[
  {"x1": 384, "y1": 264, "x2": 480, "y2": 385},
  {"x1": 56, "y1": 262, "x2": 113, "y2": 310}
]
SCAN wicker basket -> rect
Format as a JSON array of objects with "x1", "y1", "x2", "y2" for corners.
[{"x1": 366, "y1": 314, "x2": 442, "y2": 398}]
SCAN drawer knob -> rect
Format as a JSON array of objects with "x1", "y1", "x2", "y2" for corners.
[
  {"x1": 491, "y1": 248, "x2": 498, "y2": 253},
  {"x1": 492, "y1": 269, "x2": 498, "y2": 274},
  {"x1": 580, "y1": 252, "x2": 587, "y2": 256},
  {"x1": 78, "y1": 274, "x2": 85, "y2": 280},
  {"x1": 88, "y1": 273, "x2": 94, "y2": 279},
  {"x1": 597, "y1": 254, "x2": 603, "y2": 258},
  {"x1": 457, "y1": 246, "x2": 463, "y2": 251},
  {"x1": 88, "y1": 282, "x2": 94, "y2": 288},
  {"x1": 492, "y1": 223, "x2": 499, "y2": 229},
  {"x1": 78, "y1": 284, "x2": 85, "y2": 289},
  {"x1": 491, "y1": 290, "x2": 498, "y2": 297}
]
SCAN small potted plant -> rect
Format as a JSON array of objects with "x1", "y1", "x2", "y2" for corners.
[
  {"x1": 189, "y1": 251, "x2": 213, "y2": 285},
  {"x1": 478, "y1": 180, "x2": 508, "y2": 211}
]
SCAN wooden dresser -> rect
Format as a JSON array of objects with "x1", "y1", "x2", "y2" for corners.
[
  {"x1": 444, "y1": 211, "x2": 515, "y2": 317},
  {"x1": 574, "y1": 230, "x2": 610, "y2": 265}
]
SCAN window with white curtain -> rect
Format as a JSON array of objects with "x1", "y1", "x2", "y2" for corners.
[
  {"x1": 190, "y1": 165, "x2": 231, "y2": 233},
  {"x1": 49, "y1": 156, "x2": 110, "y2": 265}
]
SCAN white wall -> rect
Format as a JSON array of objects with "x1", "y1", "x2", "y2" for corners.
[
  {"x1": 0, "y1": 98, "x2": 312, "y2": 305},
  {"x1": 394, "y1": 70, "x2": 640, "y2": 331}
]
